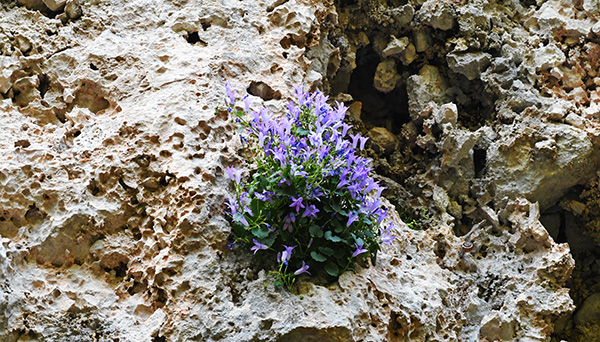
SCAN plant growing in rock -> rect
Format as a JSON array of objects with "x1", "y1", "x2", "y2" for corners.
[{"x1": 222, "y1": 83, "x2": 395, "y2": 290}]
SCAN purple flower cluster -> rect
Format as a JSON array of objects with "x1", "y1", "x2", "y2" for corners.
[{"x1": 223, "y1": 84, "x2": 395, "y2": 288}]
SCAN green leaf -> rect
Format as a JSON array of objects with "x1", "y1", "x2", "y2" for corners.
[
  {"x1": 296, "y1": 127, "x2": 310, "y2": 136},
  {"x1": 318, "y1": 246, "x2": 334, "y2": 256},
  {"x1": 324, "y1": 263, "x2": 339, "y2": 277},
  {"x1": 309, "y1": 225, "x2": 323, "y2": 238},
  {"x1": 231, "y1": 223, "x2": 247, "y2": 237},
  {"x1": 330, "y1": 201, "x2": 342, "y2": 213},
  {"x1": 262, "y1": 234, "x2": 276, "y2": 247},
  {"x1": 322, "y1": 203, "x2": 334, "y2": 213},
  {"x1": 252, "y1": 226, "x2": 269, "y2": 239},
  {"x1": 310, "y1": 251, "x2": 327, "y2": 262},
  {"x1": 324, "y1": 230, "x2": 342, "y2": 242},
  {"x1": 335, "y1": 252, "x2": 347, "y2": 264},
  {"x1": 332, "y1": 220, "x2": 344, "y2": 234},
  {"x1": 274, "y1": 186, "x2": 295, "y2": 197}
]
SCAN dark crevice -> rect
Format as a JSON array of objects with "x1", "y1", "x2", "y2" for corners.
[
  {"x1": 152, "y1": 335, "x2": 166, "y2": 342},
  {"x1": 38, "y1": 74, "x2": 50, "y2": 99},
  {"x1": 473, "y1": 147, "x2": 487, "y2": 178},
  {"x1": 446, "y1": 71, "x2": 498, "y2": 130},
  {"x1": 541, "y1": 186, "x2": 600, "y2": 341},
  {"x1": 346, "y1": 45, "x2": 410, "y2": 134},
  {"x1": 185, "y1": 31, "x2": 207, "y2": 46}
]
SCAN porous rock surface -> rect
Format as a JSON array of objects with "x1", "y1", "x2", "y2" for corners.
[{"x1": 0, "y1": 0, "x2": 597, "y2": 341}]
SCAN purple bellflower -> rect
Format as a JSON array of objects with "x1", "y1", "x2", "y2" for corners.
[
  {"x1": 283, "y1": 213, "x2": 296, "y2": 233},
  {"x1": 278, "y1": 245, "x2": 296, "y2": 265},
  {"x1": 294, "y1": 261, "x2": 311, "y2": 275},
  {"x1": 224, "y1": 166, "x2": 241, "y2": 184},
  {"x1": 352, "y1": 242, "x2": 368, "y2": 257},
  {"x1": 224, "y1": 82, "x2": 236, "y2": 105},
  {"x1": 289, "y1": 196, "x2": 305, "y2": 213},
  {"x1": 302, "y1": 204, "x2": 320, "y2": 218},
  {"x1": 347, "y1": 211, "x2": 359, "y2": 226},
  {"x1": 251, "y1": 239, "x2": 268, "y2": 254}
]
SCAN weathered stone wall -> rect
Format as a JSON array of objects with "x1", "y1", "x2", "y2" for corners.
[{"x1": 0, "y1": 0, "x2": 599, "y2": 341}]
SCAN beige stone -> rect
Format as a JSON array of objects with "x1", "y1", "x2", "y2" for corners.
[
  {"x1": 373, "y1": 58, "x2": 400, "y2": 93},
  {"x1": 368, "y1": 126, "x2": 398, "y2": 154}
]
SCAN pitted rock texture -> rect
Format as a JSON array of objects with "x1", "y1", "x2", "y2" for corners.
[{"x1": 0, "y1": 0, "x2": 595, "y2": 341}]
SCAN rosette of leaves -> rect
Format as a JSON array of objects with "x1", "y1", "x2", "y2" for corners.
[{"x1": 223, "y1": 83, "x2": 395, "y2": 289}]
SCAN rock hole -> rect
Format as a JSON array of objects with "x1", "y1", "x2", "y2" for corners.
[
  {"x1": 87, "y1": 179, "x2": 101, "y2": 196},
  {"x1": 69, "y1": 82, "x2": 110, "y2": 114},
  {"x1": 283, "y1": 52, "x2": 288, "y2": 59},
  {"x1": 434, "y1": 240, "x2": 447, "y2": 259},
  {"x1": 154, "y1": 287, "x2": 167, "y2": 307},
  {"x1": 185, "y1": 31, "x2": 207, "y2": 46},
  {"x1": 344, "y1": 45, "x2": 410, "y2": 133},
  {"x1": 186, "y1": 31, "x2": 200, "y2": 44},
  {"x1": 454, "y1": 216, "x2": 474, "y2": 237},
  {"x1": 260, "y1": 319, "x2": 274, "y2": 330},
  {"x1": 152, "y1": 335, "x2": 166, "y2": 342},
  {"x1": 38, "y1": 74, "x2": 50, "y2": 99},
  {"x1": 25, "y1": 204, "x2": 45, "y2": 223},
  {"x1": 388, "y1": 311, "x2": 405, "y2": 340},
  {"x1": 473, "y1": 147, "x2": 487, "y2": 178},
  {"x1": 279, "y1": 36, "x2": 291, "y2": 49},
  {"x1": 200, "y1": 19, "x2": 211, "y2": 31},
  {"x1": 14, "y1": 139, "x2": 31, "y2": 148},
  {"x1": 247, "y1": 81, "x2": 282, "y2": 101},
  {"x1": 89, "y1": 63, "x2": 98, "y2": 71}
]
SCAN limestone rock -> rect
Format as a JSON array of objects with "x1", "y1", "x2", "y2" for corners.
[
  {"x1": 447, "y1": 51, "x2": 492, "y2": 80},
  {"x1": 382, "y1": 35, "x2": 408, "y2": 59},
  {"x1": 373, "y1": 58, "x2": 400, "y2": 94},
  {"x1": 0, "y1": 56, "x2": 19, "y2": 93},
  {"x1": 418, "y1": 0, "x2": 456, "y2": 31},
  {"x1": 368, "y1": 127, "x2": 398, "y2": 154},
  {"x1": 65, "y1": 0, "x2": 82, "y2": 19},
  {"x1": 390, "y1": 4, "x2": 414, "y2": 25},
  {"x1": 16, "y1": 0, "x2": 49, "y2": 13},
  {"x1": 407, "y1": 65, "x2": 450, "y2": 120},
  {"x1": 412, "y1": 28, "x2": 432, "y2": 53},
  {"x1": 434, "y1": 103, "x2": 458, "y2": 125},
  {"x1": 42, "y1": 0, "x2": 66, "y2": 11},
  {"x1": 479, "y1": 311, "x2": 517, "y2": 341},
  {"x1": 584, "y1": 0, "x2": 600, "y2": 13},
  {"x1": 532, "y1": 44, "x2": 566, "y2": 71},
  {"x1": 487, "y1": 124, "x2": 600, "y2": 211},
  {"x1": 382, "y1": 36, "x2": 416, "y2": 65}
]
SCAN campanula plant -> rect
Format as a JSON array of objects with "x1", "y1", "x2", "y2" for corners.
[{"x1": 223, "y1": 83, "x2": 395, "y2": 290}]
